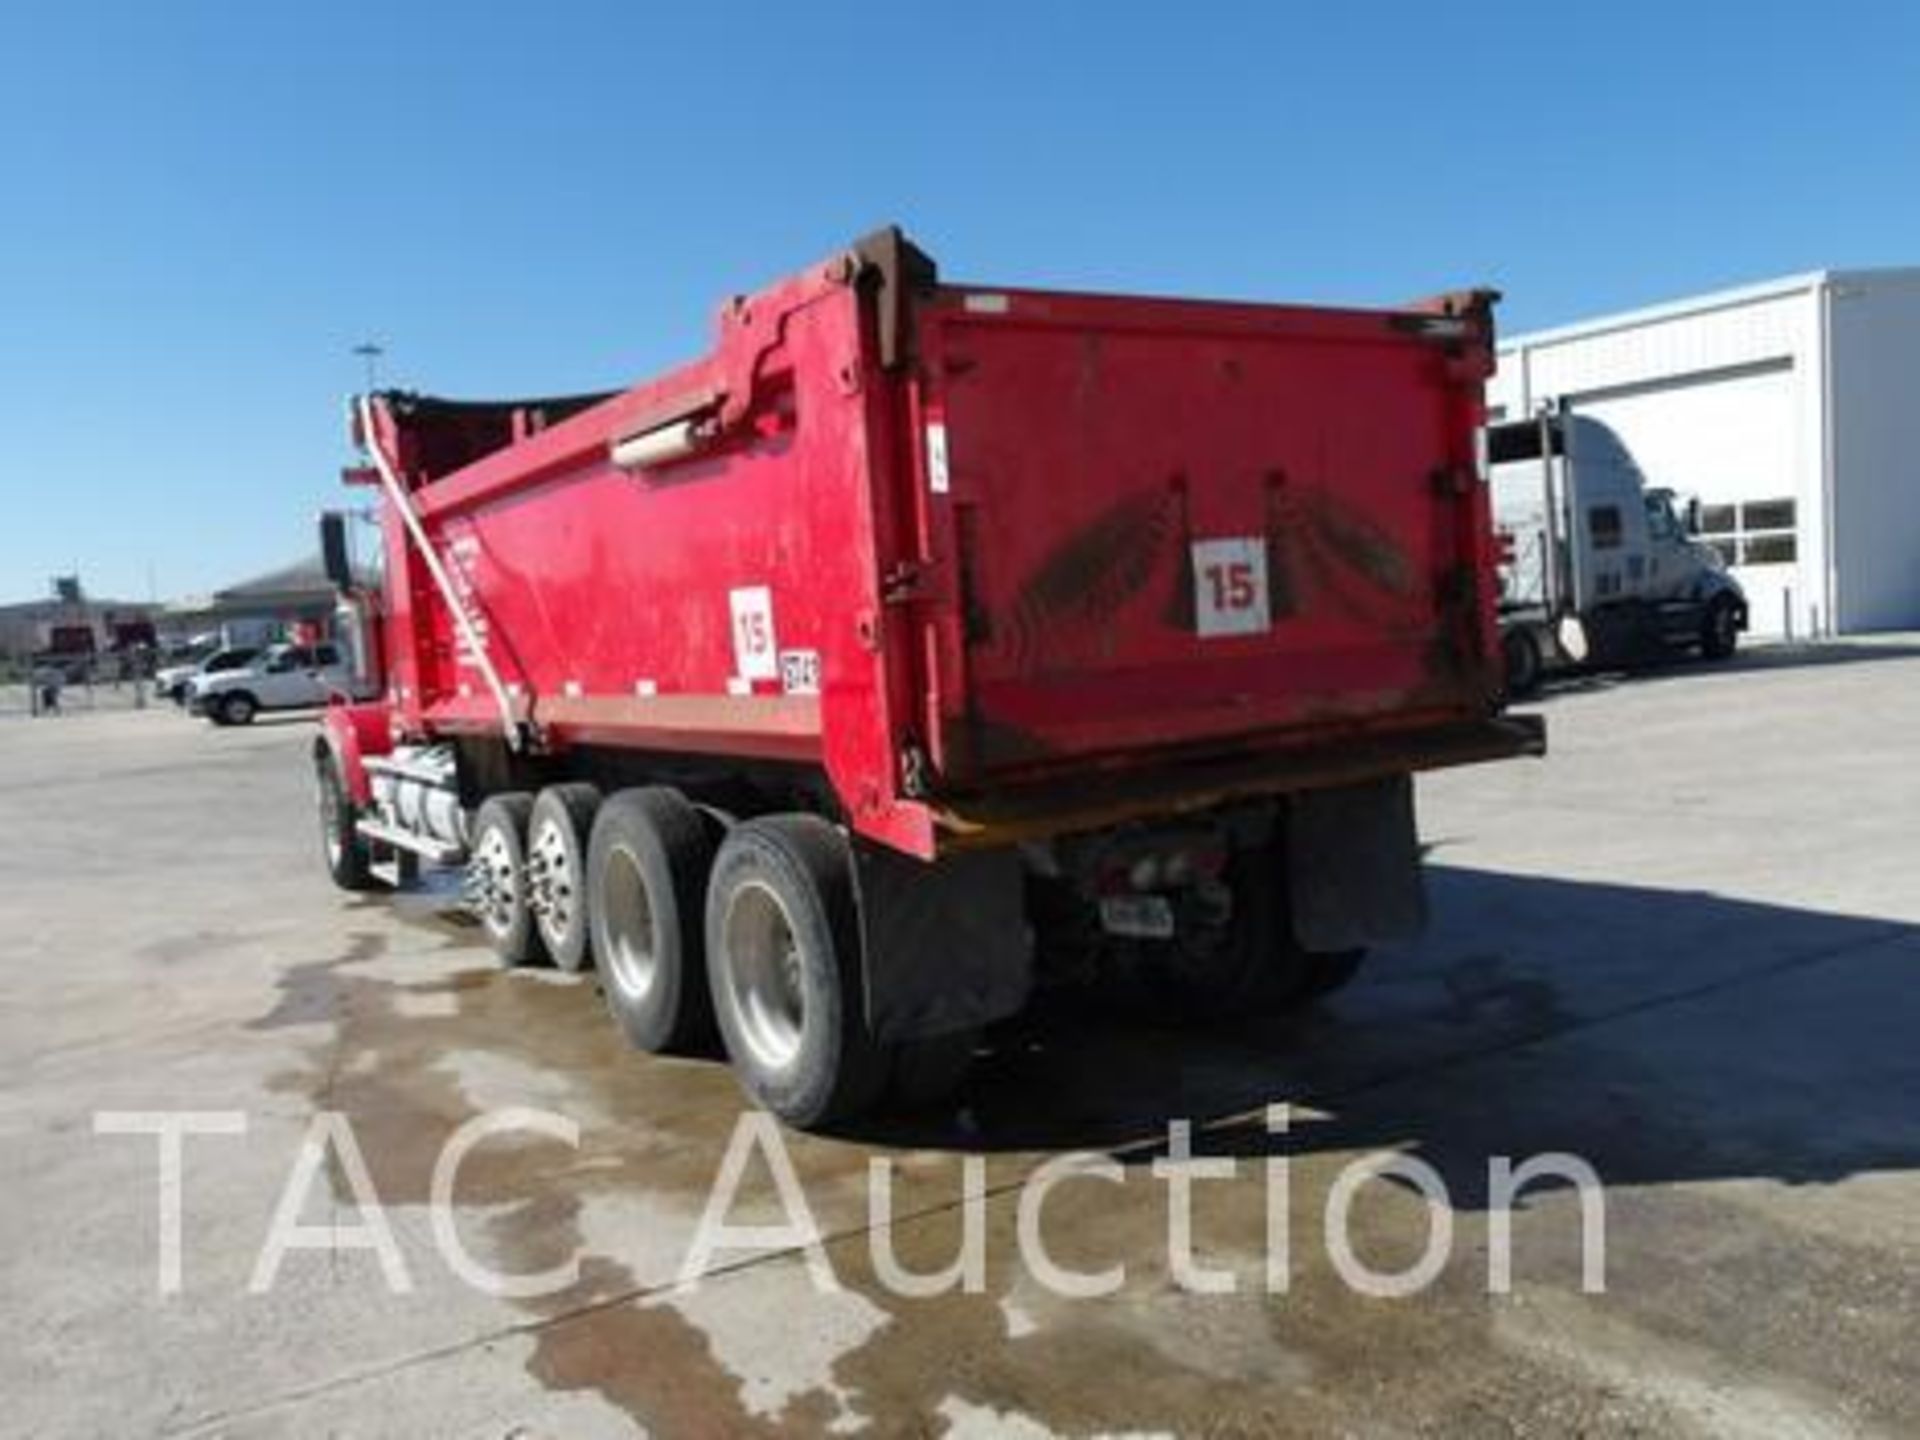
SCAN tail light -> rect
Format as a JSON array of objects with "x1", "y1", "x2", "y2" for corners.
[{"x1": 1094, "y1": 838, "x2": 1229, "y2": 895}]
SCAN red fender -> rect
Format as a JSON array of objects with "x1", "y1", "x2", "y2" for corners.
[{"x1": 317, "y1": 700, "x2": 393, "y2": 807}]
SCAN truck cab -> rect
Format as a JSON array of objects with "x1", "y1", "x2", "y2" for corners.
[{"x1": 1489, "y1": 411, "x2": 1746, "y2": 693}]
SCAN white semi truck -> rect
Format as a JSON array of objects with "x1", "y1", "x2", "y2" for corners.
[{"x1": 1489, "y1": 409, "x2": 1748, "y2": 694}]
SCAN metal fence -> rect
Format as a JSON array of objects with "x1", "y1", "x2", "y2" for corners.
[{"x1": 0, "y1": 677, "x2": 160, "y2": 719}]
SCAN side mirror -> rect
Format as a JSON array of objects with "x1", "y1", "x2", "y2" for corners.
[
  {"x1": 1684, "y1": 498, "x2": 1702, "y2": 535},
  {"x1": 334, "y1": 596, "x2": 380, "y2": 693},
  {"x1": 319, "y1": 511, "x2": 353, "y2": 592}
]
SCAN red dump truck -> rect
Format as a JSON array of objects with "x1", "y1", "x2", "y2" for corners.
[{"x1": 313, "y1": 228, "x2": 1543, "y2": 1126}]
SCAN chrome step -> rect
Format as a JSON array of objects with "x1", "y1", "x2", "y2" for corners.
[{"x1": 355, "y1": 817, "x2": 466, "y2": 865}]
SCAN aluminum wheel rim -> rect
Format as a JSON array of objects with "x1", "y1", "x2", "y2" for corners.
[
  {"x1": 720, "y1": 879, "x2": 806, "y2": 1072},
  {"x1": 317, "y1": 768, "x2": 343, "y2": 867},
  {"x1": 529, "y1": 816, "x2": 576, "y2": 949},
  {"x1": 470, "y1": 827, "x2": 518, "y2": 938},
  {"x1": 601, "y1": 844, "x2": 658, "y2": 1003}
]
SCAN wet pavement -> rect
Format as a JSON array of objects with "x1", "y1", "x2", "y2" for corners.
[{"x1": 3, "y1": 642, "x2": 1918, "y2": 1437}]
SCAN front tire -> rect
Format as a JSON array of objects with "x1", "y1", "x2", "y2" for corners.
[
  {"x1": 315, "y1": 749, "x2": 376, "y2": 892},
  {"x1": 706, "y1": 815, "x2": 888, "y2": 1128},
  {"x1": 219, "y1": 691, "x2": 258, "y2": 726},
  {"x1": 468, "y1": 794, "x2": 547, "y2": 967},
  {"x1": 1700, "y1": 594, "x2": 1740, "y2": 660},
  {"x1": 587, "y1": 788, "x2": 719, "y2": 1053}
]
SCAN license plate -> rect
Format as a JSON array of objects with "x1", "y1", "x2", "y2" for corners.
[{"x1": 1099, "y1": 893, "x2": 1175, "y2": 940}]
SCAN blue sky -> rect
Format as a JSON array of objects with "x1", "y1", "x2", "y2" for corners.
[{"x1": 1, "y1": 1, "x2": 1916, "y2": 601}]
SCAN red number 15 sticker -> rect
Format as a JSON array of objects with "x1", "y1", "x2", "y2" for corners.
[{"x1": 1191, "y1": 538, "x2": 1271, "y2": 638}]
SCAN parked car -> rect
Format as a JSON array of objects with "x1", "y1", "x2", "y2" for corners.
[
  {"x1": 189, "y1": 642, "x2": 361, "y2": 725},
  {"x1": 156, "y1": 645, "x2": 257, "y2": 705}
]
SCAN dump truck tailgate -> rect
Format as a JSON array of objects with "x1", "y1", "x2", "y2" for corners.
[{"x1": 915, "y1": 288, "x2": 1497, "y2": 786}]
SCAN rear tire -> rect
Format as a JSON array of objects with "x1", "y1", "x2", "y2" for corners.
[
  {"x1": 1298, "y1": 948, "x2": 1366, "y2": 1002},
  {"x1": 529, "y1": 784, "x2": 601, "y2": 973},
  {"x1": 706, "y1": 815, "x2": 888, "y2": 1128},
  {"x1": 469, "y1": 793, "x2": 547, "y2": 967},
  {"x1": 315, "y1": 749, "x2": 376, "y2": 892},
  {"x1": 1700, "y1": 594, "x2": 1740, "y2": 660},
  {"x1": 587, "y1": 787, "x2": 719, "y2": 1052},
  {"x1": 1146, "y1": 843, "x2": 1313, "y2": 1019},
  {"x1": 889, "y1": 1029, "x2": 978, "y2": 1112}
]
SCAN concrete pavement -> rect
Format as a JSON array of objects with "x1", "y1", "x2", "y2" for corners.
[{"x1": 3, "y1": 641, "x2": 1917, "y2": 1437}]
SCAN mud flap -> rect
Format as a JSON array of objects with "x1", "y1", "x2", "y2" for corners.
[
  {"x1": 1285, "y1": 776, "x2": 1427, "y2": 952},
  {"x1": 851, "y1": 842, "x2": 1031, "y2": 1042}
]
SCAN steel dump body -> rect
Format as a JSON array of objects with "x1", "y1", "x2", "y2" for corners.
[{"x1": 356, "y1": 233, "x2": 1529, "y2": 860}]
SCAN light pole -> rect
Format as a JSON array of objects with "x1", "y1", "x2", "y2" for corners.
[{"x1": 353, "y1": 342, "x2": 385, "y2": 392}]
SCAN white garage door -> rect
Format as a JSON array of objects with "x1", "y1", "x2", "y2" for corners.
[{"x1": 1575, "y1": 362, "x2": 1805, "y2": 635}]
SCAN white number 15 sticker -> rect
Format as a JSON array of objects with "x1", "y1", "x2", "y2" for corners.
[
  {"x1": 729, "y1": 586, "x2": 779, "y2": 680},
  {"x1": 1192, "y1": 538, "x2": 1271, "y2": 638}
]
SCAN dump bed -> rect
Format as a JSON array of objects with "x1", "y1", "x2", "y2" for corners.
[{"x1": 353, "y1": 229, "x2": 1534, "y2": 860}]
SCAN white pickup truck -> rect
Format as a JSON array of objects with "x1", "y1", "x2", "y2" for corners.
[
  {"x1": 188, "y1": 641, "x2": 369, "y2": 725},
  {"x1": 155, "y1": 644, "x2": 259, "y2": 705}
]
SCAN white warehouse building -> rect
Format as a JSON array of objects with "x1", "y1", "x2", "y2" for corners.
[{"x1": 1488, "y1": 268, "x2": 1920, "y2": 637}]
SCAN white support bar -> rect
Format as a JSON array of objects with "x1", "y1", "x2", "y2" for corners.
[{"x1": 356, "y1": 395, "x2": 524, "y2": 750}]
